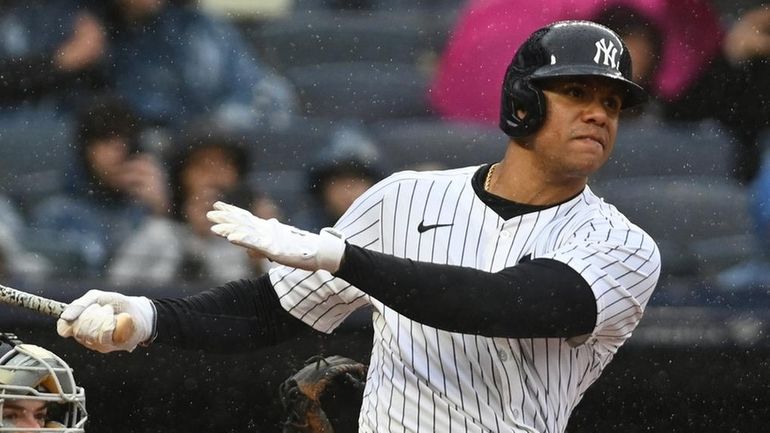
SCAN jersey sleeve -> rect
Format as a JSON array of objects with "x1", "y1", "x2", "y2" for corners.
[
  {"x1": 268, "y1": 174, "x2": 404, "y2": 333},
  {"x1": 536, "y1": 210, "x2": 661, "y2": 355}
]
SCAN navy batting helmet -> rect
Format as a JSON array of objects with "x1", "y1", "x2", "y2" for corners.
[{"x1": 499, "y1": 20, "x2": 648, "y2": 138}]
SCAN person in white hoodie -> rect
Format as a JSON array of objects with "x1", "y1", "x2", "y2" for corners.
[{"x1": 108, "y1": 133, "x2": 281, "y2": 286}]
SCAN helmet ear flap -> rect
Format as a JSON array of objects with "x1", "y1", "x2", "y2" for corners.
[{"x1": 499, "y1": 74, "x2": 546, "y2": 138}]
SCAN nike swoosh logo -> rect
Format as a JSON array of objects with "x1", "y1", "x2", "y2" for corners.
[{"x1": 417, "y1": 221, "x2": 453, "y2": 233}]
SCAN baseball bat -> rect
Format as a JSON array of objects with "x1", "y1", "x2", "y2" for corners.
[{"x1": 0, "y1": 283, "x2": 134, "y2": 345}]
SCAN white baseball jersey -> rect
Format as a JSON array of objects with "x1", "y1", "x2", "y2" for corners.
[{"x1": 270, "y1": 165, "x2": 660, "y2": 433}]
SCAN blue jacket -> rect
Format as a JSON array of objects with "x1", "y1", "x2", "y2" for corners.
[{"x1": 107, "y1": 5, "x2": 296, "y2": 131}]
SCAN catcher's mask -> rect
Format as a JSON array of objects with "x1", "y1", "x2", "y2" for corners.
[
  {"x1": 0, "y1": 335, "x2": 87, "y2": 432},
  {"x1": 500, "y1": 20, "x2": 648, "y2": 138}
]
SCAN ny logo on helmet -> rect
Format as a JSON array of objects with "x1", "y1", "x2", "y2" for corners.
[{"x1": 593, "y1": 38, "x2": 618, "y2": 69}]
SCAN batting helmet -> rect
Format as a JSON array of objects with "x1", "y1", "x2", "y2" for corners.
[{"x1": 500, "y1": 20, "x2": 648, "y2": 138}]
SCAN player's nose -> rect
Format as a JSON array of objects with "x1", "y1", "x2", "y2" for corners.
[{"x1": 581, "y1": 98, "x2": 610, "y2": 126}]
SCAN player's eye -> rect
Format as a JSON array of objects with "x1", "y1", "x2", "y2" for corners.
[
  {"x1": 563, "y1": 85, "x2": 585, "y2": 99},
  {"x1": 603, "y1": 95, "x2": 622, "y2": 113},
  {"x1": 34, "y1": 411, "x2": 47, "y2": 423}
]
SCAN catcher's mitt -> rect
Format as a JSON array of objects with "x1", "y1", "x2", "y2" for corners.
[{"x1": 279, "y1": 355, "x2": 368, "y2": 433}]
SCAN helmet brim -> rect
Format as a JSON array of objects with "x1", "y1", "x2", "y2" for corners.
[{"x1": 531, "y1": 65, "x2": 648, "y2": 109}]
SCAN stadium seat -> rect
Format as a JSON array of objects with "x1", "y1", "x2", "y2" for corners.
[
  {"x1": 247, "y1": 117, "x2": 335, "y2": 171},
  {"x1": 593, "y1": 117, "x2": 736, "y2": 182},
  {"x1": 286, "y1": 62, "x2": 431, "y2": 121},
  {"x1": 255, "y1": 11, "x2": 436, "y2": 71},
  {"x1": 0, "y1": 109, "x2": 74, "y2": 211},
  {"x1": 591, "y1": 176, "x2": 753, "y2": 286},
  {"x1": 368, "y1": 118, "x2": 507, "y2": 170}
]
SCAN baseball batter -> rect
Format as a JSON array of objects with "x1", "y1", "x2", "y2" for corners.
[{"x1": 57, "y1": 21, "x2": 661, "y2": 433}]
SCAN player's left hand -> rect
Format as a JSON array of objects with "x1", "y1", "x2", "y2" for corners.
[
  {"x1": 57, "y1": 290, "x2": 155, "y2": 353},
  {"x1": 206, "y1": 201, "x2": 346, "y2": 273}
]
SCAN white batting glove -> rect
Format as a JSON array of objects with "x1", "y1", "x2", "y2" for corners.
[
  {"x1": 56, "y1": 289, "x2": 156, "y2": 353},
  {"x1": 206, "y1": 201, "x2": 346, "y2": 273}
]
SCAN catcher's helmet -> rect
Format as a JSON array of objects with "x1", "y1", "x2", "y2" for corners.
[
  {"x1": 0, "y1": 335, "x2": 87, "y2": 432},
  {"x1": 500, "y1": 20, "x2": 647, "y2": 138}
]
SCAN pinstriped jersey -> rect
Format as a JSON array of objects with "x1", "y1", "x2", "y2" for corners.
[{"x1": 269, "y1": 165, "x2": 660, "y2": 433}]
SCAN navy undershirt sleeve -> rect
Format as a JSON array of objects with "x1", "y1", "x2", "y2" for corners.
[
  {"x1": 335, "y1": 244, "x2": 597, "y2": 338},
  {"x1": 153, "y1": 275, "x2": 309, "y2": 352}
]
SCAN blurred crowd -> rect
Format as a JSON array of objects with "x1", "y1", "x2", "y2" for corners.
[{"x1": 1, "y1": 0, "x2": 770, "y2": 305}]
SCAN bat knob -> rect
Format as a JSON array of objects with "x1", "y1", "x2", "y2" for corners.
[{"x1": 113, "y1": 313, "x2": 136, "y2": 345}]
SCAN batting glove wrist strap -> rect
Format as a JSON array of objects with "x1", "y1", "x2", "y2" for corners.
[
  {"x1": 138, "y1": 299, "x2": 158, "y2": 347},
  {"x1": 317, "y1": 227, "x2": 346, "y2": 273}
]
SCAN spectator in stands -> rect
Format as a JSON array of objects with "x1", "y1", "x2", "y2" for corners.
[
  {"x1": 0, "y1": 195, "x2": 50, "y2": 283},
  {"x1": 664, "y1": 4, "x2": 770, "y2": 182},
  {"x1": 94, "y1": 0, "x2": 298, "y2": 136},
  {"x1": 429, "y1": 0, "x2": 770, "y2": 182},
  {"x1": 293, "y1": 0, "x2": 464, "y2": 11},
  {"x1": 0, "y1": 0, "x2": 106, "y2": 109},
  {"x1": 0, "y1": 0, "x2": 107, "y2": 192},
  {"x1": 108, "y1": 132, "x2": 281, "y2": 285},
  {"x1": 592, "y1": 6, "x2": 661, "y2": 97},
  {"x1": 717, "y1": 146, "x2": 770, "y2": 290},
  {"x1": 30, "y1": 94, "x2": 170, "y2": 278},
  {"x1": 293, "y1": 124, "x2": 385, "y2": 232},
  {"x1": 752, "y1": 148, "x2": 770, "y2": 233}
]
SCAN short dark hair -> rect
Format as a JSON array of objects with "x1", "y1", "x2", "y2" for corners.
[
  {"x1": 594, "y1": 5, "x2": 664, "y2": 65},
  {"x1": 168, "y1": 132, "x2": 251, "y2": 221},
  {"x1": 75, "y1": 93, "x2": 141, "y2": 151}
]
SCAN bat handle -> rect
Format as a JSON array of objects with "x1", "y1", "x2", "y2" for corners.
[{"x1": 113, "y1": 313, "x2": 136, "y2": 345}]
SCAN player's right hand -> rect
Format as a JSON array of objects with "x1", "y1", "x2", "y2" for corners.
[
  {"x1": 207, "y1": 201, "x2": 347, "y2": 273},
  {"x1": 57, "y1": 290, "x2": 156, "y2": 353}
]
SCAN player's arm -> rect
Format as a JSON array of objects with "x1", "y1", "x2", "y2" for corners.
[
  {"x1": 206, "y1": 201, "x2": 596, "y2": 339},
  {"x1": 57, "y1": 275, "x2": 309, "y2": 353},
  {"x1": 334, "y1": 244, "x2": 596, "y2": 338},
  {"x1": 152, "y1": 276, "x2": 309, "y2": 351}
]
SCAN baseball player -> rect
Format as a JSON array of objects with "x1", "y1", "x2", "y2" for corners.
[
  {"x1": 0, "y1": 333, "x2": 88, "y2": 432},
  {"x1": 57, "y1": 21, "x2": 660, "y2": 433}
]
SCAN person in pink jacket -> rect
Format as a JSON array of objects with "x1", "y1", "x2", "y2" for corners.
[
  {"x1": 430, "y1": 0, "x2": 770, "y2": 181},
  {"x1": 429, "y1": 0, "x2": 723, "y2": 123}
]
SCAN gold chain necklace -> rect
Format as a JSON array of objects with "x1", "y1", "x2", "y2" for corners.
[{"x1": 484, "y1": 163, "x2": 498, "y2": 192}]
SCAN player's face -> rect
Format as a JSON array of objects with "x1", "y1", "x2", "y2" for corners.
[
  {"x1": 531, "y1": 76, "x2": 622, "y2": 179},
  {"x1": 2, "y1": 399, "x2": 47, "y2": 430}
]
